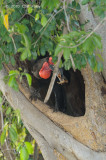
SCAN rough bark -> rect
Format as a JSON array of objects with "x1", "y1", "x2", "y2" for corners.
[
  {"x1": 0, "y1": 66, "x2": 106, "y2": 160},
  {"x1": 0, "y1": 1, "x2": 106, "y2": 159}
]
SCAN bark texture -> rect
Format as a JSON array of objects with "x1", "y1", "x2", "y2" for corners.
[
  {"x1": 0, "y1": 65, "x2": 106, "y2": 160},
  {"x1": 0, "y1": 1, "x2": 106, "y2": 159}
]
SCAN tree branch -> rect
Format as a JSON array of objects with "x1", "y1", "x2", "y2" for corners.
[
  {"x1": 44, "y1": 51, "x2": 63, "y2": 103},
  {"x1": 0, "y1": 67, "x2": 106, "y2": 160},
  {"x1": 25, "y1": 123, "x2": 57, "y2": 160},
  {"x1": 70, "y1": 54, "x2": 76, "y2": 72},
  {"x1": 63, "y1": 0, "x2": 71, "y2": 32}
]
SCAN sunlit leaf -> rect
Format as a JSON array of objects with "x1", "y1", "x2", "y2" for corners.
[
  {"x1": 41, "y1": 15, "x2": 47, "y2": 27},
  {"x1": 63, "y1": 48, "x2": 70, "y2": 60},
  {"x1": 24, "y1": 73, "x2": 32, "y2": 86},
  {"x1": 20, "y1": 146, "x2": 29, "y2": 160},
  {"x1": 6, "y1": 107, "x2": 12, "y2": 115},
  {"x1": 81, "y1": 0, "x2": 90, "y2": 5},
  {"x1": 28, "y1": 7, "x2": 33, "y2": 14},
  {"x1": 0, "y1": 97, "x2": 2, "y2": 104},
  {"x1": 9, "y1": 126, "x2": 18, "y2": 143},
  {"x1": 4, "y1": 14, "x2": 9, "y2": 30},
  {"x1": 25, "y1": 142, "x2": 33, "y2": 154},
  {"x1": 0, "y1": 128, "x2": 6, "y2": 146},
  {"x1": 35, "y1": 13, "x2": 40, "y2": 21}
]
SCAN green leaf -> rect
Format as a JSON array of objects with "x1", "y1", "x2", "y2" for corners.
[
  {"x1": 63, "y1": 48, "x2": 70, "y2": 60},
  {"x1": 13, "y1": 109, "x2": 21, "y2": 124},
  {"x1": 70, "y1": 46, "x2": 77, "y2": 54},
  {"x1": 35, "y1": 13, "x2": 40, "y2": 21},
  {"x1": 22, "y1": 34, "x2": 31, "y2": 49},
  {"x1": 25, "y1": 142, "x2": 33, "y2": 154},
  {"x1": 20, "y1": 146, "x2": 29, "y2": 160},
  {"x1": 32, "y1": 51, "x2": 37, "y2": 60},
  {"x1": 27, "y1": 49, "x2": 31, "y2": 58},
  {"x1": 94, "y1": 6, "x2": 105, "y2": 18},
  {"x1": 81, "y1": 0, "x2": 90, "y2": 5},
  {"x1": 9, "y1": 70, "x2": 19, "y2": 76},
  {"x1": 15, "y1": 24, "x2": 29, "y2": 34},
  {"x1": 17, "y1": 143, "x2": 23, "y2": 152},
  {"x1": 55, "y1": 45, "x2": 62, "y2": 56},
  {"x1": 41, "y1": 0, "x2": 60, "y2": 12},
  {"x1": 41, "y1": 46, "x2": 46, "y2": 56},
  {"x1": 24, "y1": 73, "x2": 32, "y2": 86},
  {"x1": 88, "y1": 54, "x2": 98, "y2": 71},
  {"x1": 20, "y1": 49, "x2": 28, "y2": 61},
  {"x1": 8, "y1": 76, "x2": 15, "y2": 87},
  {"x1": 81, "y1": 55, "x2": 87, "y2": 67},
  {"x1": 93, "y1": 34, "x2": 102, "y2": 49},
  {"x1": 0, "y1": 61, "x2": 3, "y2": 70},
  {"x1": 0, "y1": 97, "x2": 2, "y2": 104},
  {"x1": 0, "y1": 128, "x2": 6, "y2": 146},
  {"x1": 9, "y1": 126, "x2": 18, "y2": 143},
  {"x1": 41, "y1": 15, "x2": 47, "y2": 27},
  {"x1": 82, "y1": 37, "x2": 95, "y2": 55},
  {"x1": 69, "y1": 31, "x2": 81, "y2": 38},
  {"x1": 6, "y1": 107, "x2": 12, "y2": 115},
  {"x1": 28, "y1": 7, "x2": 33, "y2": 14},
  {"x1": 18, "y1": 48, "x2": 25, "y2": 52},
  {"x1": 64, "y1": 59, "x2": 72, "y2": 70},
  {"x1": 10, "y1": 56, "x2": 16, "y2": 66},
  {"x1": 41, "y1": 0, "x2": 48, "y2": 8}
]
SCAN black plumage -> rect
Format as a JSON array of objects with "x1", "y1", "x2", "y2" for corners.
[{"x1": 31, "y1": 57, "x2": 67, "y2": 112}]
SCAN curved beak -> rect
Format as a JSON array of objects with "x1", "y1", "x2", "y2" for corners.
[
  {"x1": 49, "y1": 65, "x2": 68, "y2": 84},
  {"x1": 57, "y1": 69, "x2": 68, "y2": 84}
]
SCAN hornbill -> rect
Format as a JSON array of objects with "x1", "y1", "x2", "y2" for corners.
[{"x1": 30, "y1": 57, "x2": 68, "y2": 112}]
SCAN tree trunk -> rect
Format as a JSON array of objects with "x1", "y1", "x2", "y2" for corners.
[
  {"x1": 0, "y1": 63, "x2": 106, "y2": 160},
  {"x1": 0, "y1": 1, "x2": 106, "y2": 159}
]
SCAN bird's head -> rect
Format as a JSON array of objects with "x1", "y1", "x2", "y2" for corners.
[
  {"x1": 39, "y1": 57, "x2": 54, "y2": 79},
  {"x1": 39, "y1": 57, "x2": 68, "y2": 84}
]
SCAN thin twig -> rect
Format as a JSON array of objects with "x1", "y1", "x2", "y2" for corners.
[
  {"x1": 10, "y1": 35, "x2": 17, "y2": 53},
  {"x1": 17, "y1": 13, "x2": 27, "y2": 22},
  {"x1": 70, "y1": 54, "x2": 76, "y2": 72},
  {"x1": 0, "y1": 48, "x2": 5, "y2": 58},
  {"x1": 39, "y1": 13, "x2": 55, "y2": 33},
  {"x1": 44, "y1": 51, "x2": 63, "y2": 103},
  {"x1": 68, "y1": 6, "x2": 81, "y2": 12},
  {"x1": 63, "y1": 0, "x2": 76, "y2": 70},
  {"x1": 63, "y1": 0, "x2": 71, "y2": 32},
  {"x1": 0, "y1": 97, "x2": 5, "y2": 131}
]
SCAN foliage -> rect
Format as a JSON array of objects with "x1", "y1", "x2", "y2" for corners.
[
  {"x1": 0, "y1": 91, "x2": 43, "y2": 160},
  {"x1": 0, "y1": 0, "x2": 105, "y2": 159},
  {"x1": 0, "y1": 0, "x2": 104, "y2": 88},
  {"x1": 4, "y1": 69, "x2": 32, "y2": 91},
  {"x1": 82, "y1": 0, "x2": 106, "y2": 18}
]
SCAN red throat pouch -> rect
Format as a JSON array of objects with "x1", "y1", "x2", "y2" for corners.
[{"x1": 39, "y1": 62, "x2": 52, "y2": 79}]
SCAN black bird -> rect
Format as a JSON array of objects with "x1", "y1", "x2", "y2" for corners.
[{"x1": 31, "y1": 57, "x2": 67, "y2": 112}]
